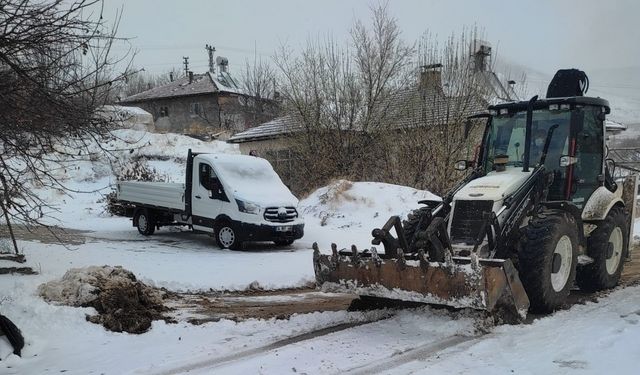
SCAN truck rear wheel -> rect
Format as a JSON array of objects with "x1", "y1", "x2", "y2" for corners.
[
  {"x1": 519, "y1": 212, "x2": 578, "y2": 313},
  {"x1": 577, "y1": 206, "x2": 628, "y2": 291},
  {"x1": 135, "y1": 209, "x2": 155, "y2": 236},
  {"x1": 215, "y1": 221, "x2": 242, "y2": 250}
]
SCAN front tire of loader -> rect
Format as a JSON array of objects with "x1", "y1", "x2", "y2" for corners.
[
  {"x1": 576, "y1": 206, "x2": 628, "y2": 291},
  {"x1": 403, "y1": 207, "x2": 431, "y2": 249},
  {"x1": 519, "y1": 212, "x2": 578, "y2": 313},
  {"x1": 403, "y1": 208, "x2": 445, "y2": 262}
]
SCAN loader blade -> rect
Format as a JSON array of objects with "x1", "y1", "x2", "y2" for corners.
[{"x1": 313, "y1": 243, "x2": 529, "y2": 319}]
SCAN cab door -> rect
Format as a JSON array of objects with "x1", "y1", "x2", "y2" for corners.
[
  {"x1": 567, "y1": 107, "x2": 604, "y2": 207},
  {"x1": 191, "y1": 160, "x2": 224, "y2": 232}
]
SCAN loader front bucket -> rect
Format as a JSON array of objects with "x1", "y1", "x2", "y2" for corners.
[{"x1": 313, "y1": 243, "x2": 530, "y2": 319}]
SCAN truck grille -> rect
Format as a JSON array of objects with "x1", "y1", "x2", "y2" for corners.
[
  {"x1": 264, "y1": 207, "x2": 298, "y2": 223},
  {"x1": 450, "y1": 200, "x2": 493, "y2": 244}
]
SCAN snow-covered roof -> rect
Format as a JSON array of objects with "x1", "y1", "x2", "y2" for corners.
[
  {"x1": 227, "y1": 115, "x2": 303, "y2": 143},
  {"x1": 99, "y1": 105, "x2": 152, "y2": 117},
  {"x1": 120, "y1": 72, "x2": 245, "y2": 103},
  {"x1": 389, "y1": 84, "x2": 487, "y2": 130},
  {"x1": 606, "y1": 119, "x2": 627, "y2": 134}
]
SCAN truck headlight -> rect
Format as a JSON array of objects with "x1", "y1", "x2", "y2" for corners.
[{"x1": 236, "y1": 199, "x2": 260, "y2": 214}]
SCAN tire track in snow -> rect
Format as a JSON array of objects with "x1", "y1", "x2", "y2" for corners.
[
  {"x1": 341, "y1": 334, "x2": 478, "y2": 375},
  {"x1": 145, "y1": 315, "x2": 395, "y2": 375}
]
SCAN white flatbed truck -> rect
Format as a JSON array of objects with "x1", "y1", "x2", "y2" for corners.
[{"x1": 116, "y1": 150, "x2": 304, "y2": 249}]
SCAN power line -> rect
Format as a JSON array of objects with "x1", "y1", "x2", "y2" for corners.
[{"x1": 110, "y1": 43, "x2": 271, "y2": 57}]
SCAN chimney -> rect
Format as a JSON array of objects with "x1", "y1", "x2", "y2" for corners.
[
  {"x1": 188, "y1": 71, "x2": 194, "y2": 84},
  {"x1": 419, "y1": 64, "x2": 443, "y2": 93}
]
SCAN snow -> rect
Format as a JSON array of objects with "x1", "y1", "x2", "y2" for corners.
[
  {"x1": 390, "y1": 286, "x2": 640, "y2": 375},
  {"x1": 300, "y1": 180, "x2": 440, "y2": 250},
  {"x1": 1, "y1": 128, "x2": 639, "y2": 373},
  {"x1": 212, "y1": 154, "x2": 298, "y2": 207},
  {"x1": 97, "y1": 105, "x2": 155, "y2": 131}
]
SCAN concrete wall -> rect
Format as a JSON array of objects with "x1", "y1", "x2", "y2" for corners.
[
  {"x1": 124, "y1": 93, "x2": 278, "y2": 136},
  {"x1": 235, "y1": 138, "x2": 290, "y2": 156},
  {"x1": 129, "y1": 94, "x2": 221, "y2": 134}
]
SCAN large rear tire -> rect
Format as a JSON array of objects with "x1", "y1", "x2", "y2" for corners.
[
  {"x1": 135, "y1": 209, "x2": 155, "y2": 236},
  {"x1": 519, "y1": 212, "x2": 578, "y2": 313},
  {"x1": 577, "y1": 206, "x2": 628, "y2": 291}
]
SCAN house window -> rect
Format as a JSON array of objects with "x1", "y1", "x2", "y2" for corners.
[
  {"x1": 190, "y1": 102, "x2": 203, "y2": 116},
  {"x1": 159, "y1": 106, "x2": 169, "y2": 117}
]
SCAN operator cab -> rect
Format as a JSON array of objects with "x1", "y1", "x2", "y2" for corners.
[{"x1": 483, "y1": 96, "x2": 610, "y2": 208}]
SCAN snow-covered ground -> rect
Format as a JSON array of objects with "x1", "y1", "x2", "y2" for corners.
[{"x1": 1, "y1": 129, "x2": 639, "y2": 374}]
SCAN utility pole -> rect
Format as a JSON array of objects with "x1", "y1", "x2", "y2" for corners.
[
  {"x1": 205, "y1": 44, "x2": 216, "y2": 74},
  {"x1": 183, "y1": 56, "x2": 190, "y2": 77}
]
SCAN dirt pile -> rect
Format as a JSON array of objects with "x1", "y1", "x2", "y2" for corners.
[{"x1": 38, "y1": 266, "x2": 171, "y2": 333}]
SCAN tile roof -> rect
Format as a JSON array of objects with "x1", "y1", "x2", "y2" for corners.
[
  {"x1": 389, "y1": 86, "x2": 487, "y2": 129},
  {"x1": 120, "y1": 72, "x2": 245, "y2": 103},
  {"x1": 227, "y1": 115, "x2": 302, "y2": 143},
  {"x1": 228, "y1": 85, "x2": 488, "y2": 144}
]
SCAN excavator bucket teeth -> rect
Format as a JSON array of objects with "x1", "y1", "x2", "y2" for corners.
[{"x1": 313, "y1": 243, "x2": 530, "y2": 319}]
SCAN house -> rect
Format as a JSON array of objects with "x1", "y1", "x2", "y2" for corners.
[
  {"x1": 229, "y1": 41, "x2": 513, "y2": 150},
  {"x1": 226, "y1": 115, "x2": 301, "y2": 155},
  {"x1": 228, "y1": 43, "x2": 515, "y2": 191},
  {"x1": 228, "y1": 65, "x2": 494, "y2": 167},
  {"x1": 119, "y1": 58, "x2": 277, "y2": 138}
]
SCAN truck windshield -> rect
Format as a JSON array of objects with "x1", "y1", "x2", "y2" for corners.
[{"x1": 483, "y1": 109, "x2": 571, "y2": 173}]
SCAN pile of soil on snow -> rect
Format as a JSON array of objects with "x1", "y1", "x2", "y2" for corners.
[{"x1": 38, "y1": 266, "x2": 172, "y2": 334}]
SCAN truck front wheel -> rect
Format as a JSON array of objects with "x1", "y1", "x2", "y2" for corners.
[
  {"x1": 215, "y1": 221, "x2": 242, "y2": 250},
  {"x1": 135, "y1": 209, "x2": 155, "y2": 236}
]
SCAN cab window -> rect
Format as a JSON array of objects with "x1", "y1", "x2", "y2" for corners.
[{"x1": 199, "y1": 163, "x2": 216, "y2": 190}]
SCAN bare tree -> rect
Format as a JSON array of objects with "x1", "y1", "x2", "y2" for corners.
[
  {"x1": 381, "y1": 28, "x2": 491, "y2": 195},
  {"x1": 0, "y1": 0, "x2": 131, "y2": 254},
  {"x1": 235, "y1": 58, "x2": 280, "y2": 130},
  {"x1": 274, "y1": 3, "x2": 414, "y2": 193},
  {"x1": 121, "y1": 68, "x2": 175, "y2": 98}
]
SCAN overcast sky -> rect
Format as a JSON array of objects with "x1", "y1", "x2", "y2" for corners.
[
  {"x1": 101, "y1": 0, "x2": 640, "y2": 114},
  {"x1": 102, "y1": 0, "x2": 638, "y2": 72}
]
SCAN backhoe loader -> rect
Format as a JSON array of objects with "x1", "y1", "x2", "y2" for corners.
[{"x1": 313, "y1": 69, "x2": 637, "y2": 319}]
